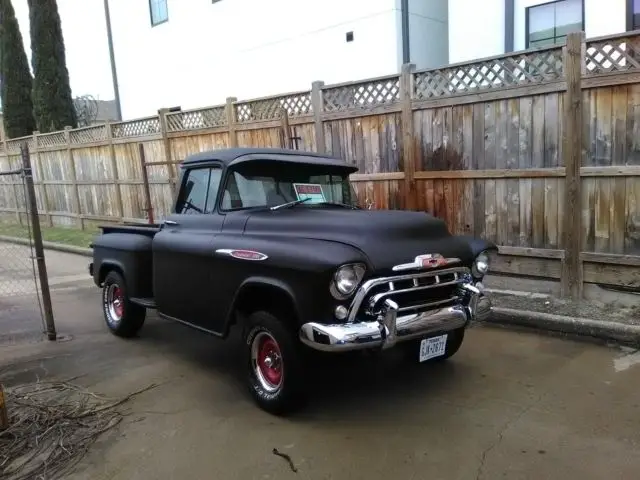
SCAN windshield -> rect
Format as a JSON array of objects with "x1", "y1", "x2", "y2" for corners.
[{"x1": 220, "y1": 162, "x2": 359, "y2": 210}]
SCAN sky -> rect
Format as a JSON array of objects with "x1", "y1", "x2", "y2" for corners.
[{"x1": 11, "y1": 0, "x2": 115, "y2": 101}]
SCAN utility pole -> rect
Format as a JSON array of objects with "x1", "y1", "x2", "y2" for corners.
[{"x1": 103, "y1": 0, "x2": 122, "y2": 121}]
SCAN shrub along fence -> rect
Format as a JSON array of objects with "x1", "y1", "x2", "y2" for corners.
[{"x1": 0, "y1": 31, "x2": 639, "y2": 299}]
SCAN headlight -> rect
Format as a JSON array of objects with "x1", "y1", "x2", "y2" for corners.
[
  {"x1": 330, "y1": 263, "x2": 366, "y2": 299},
  {"x1": 472, "y1": 251, "x2": 490, "y2": 278}
]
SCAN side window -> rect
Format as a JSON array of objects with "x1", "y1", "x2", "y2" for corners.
[
  {"x1": 205, "y1": 168, "x2": 222, "y2": 213},
  {"x1": 177, "y1": 167, "x2": 222, "y2": 215}
]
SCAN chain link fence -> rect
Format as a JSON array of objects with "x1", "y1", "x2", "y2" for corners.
[{"x1": 0, "y1": 144, "x2": 56, "y2": 345}]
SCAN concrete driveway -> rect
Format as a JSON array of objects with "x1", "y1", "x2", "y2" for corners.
[{"x1": 1, "y1": 248, "x2": 640, "y2": 479}]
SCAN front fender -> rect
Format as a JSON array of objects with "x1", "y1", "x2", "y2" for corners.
[
  {"x1": 223, "y1": 276, "x2": 300, "y2": 335},
  {"x1": 456, "y1": 236, "x2": 498, "y2": 257}
]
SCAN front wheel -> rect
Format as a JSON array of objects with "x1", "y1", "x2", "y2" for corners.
[
  {"x1": 243, "y1": 311, "x2": 307, "y2": 415},
  {"x1": 102, "y1": 270, "x2": 146, "y2": 338}
]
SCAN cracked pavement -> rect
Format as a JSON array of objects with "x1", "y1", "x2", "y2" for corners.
[{"x1": 1, "y1": 248, "x2": 640, "y2": 479}]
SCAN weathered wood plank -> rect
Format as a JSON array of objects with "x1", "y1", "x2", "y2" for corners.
[
  {"x1": 595, "y1": 178, "x2": 612, "y2": 252},
  {"x1": 472, "y1": 103, "x2": 485, "y2": 170},
  {"x1": 626, "y1": 177, "x2": 640, "y2": 255},
  {"x1": 595, "y1": 87, "x2": 612, "y2": 166},
  {"x1": 611, "y1": 85, "x2": 628, "y2": 166}
]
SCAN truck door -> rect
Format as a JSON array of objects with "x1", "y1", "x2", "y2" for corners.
[{"x1": 152, "y1": 163, "x2": 224, "y2": 329}]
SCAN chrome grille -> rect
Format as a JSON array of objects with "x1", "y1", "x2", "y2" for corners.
[{"x1": 347, "y1": 267, "x2": 470, "y2": 322}]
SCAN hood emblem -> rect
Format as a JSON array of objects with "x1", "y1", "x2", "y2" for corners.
[
  {"x1": 216, "y1": 249, "x2": 268, "y2": 261},
  {"x1": 392, "y1": 253, "x2": 460, "y2": 272}
]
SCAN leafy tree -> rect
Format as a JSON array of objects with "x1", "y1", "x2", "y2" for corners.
[
  {"x1": 0, "y1": 0, "x2": 37, "y2": 138},
  {"x1": 28, "y1": 0, "x2": 76, "y2": 132}
]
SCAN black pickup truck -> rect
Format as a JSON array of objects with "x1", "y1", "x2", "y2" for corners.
[{"x1": 89, "y1": 147, "x2": 495, "y2": 414}]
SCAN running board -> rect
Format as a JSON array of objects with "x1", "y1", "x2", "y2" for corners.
[{"x1": 130, "y1": 297, "x2": 157, "y2": 309}]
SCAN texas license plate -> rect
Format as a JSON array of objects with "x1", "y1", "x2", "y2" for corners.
[{"x1": 419, "y1": 334, "x2": 448, "y2": 362}]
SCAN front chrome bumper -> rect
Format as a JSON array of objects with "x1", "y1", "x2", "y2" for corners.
[{"x1": 299, "y1": 285, "x2": 492, "y2": 352}]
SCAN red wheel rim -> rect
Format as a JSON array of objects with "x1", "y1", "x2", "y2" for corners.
[
  {"x1": 112, "y1": 286, "x2": 124, "y2": 319},
  {"x1": 256, "y1": 335, "x2": 282, "y2": 388}
]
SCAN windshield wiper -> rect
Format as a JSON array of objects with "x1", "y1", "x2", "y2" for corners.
[
  {"x1": 315, "y1": 202, "x2": 359, "y2": 209},
  {"x1": 269, "y1": 197, "x2": 312, "y2": 211}
]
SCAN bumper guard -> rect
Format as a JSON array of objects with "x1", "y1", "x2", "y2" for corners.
[{"x1": 299, "y1": 283, "x2": 492, "y2": 352}]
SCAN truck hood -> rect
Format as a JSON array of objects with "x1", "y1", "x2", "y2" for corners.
[{"x1": 244, "y1": 208, "x2": 475, "y2": 273}]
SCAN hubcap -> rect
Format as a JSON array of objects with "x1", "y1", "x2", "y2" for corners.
[
  {"x1": 251, "y1": 332, "x2": 283, "y2": 392},
  {"x1": 106, "y1": 284, "x2": 124, "y2": 325}
]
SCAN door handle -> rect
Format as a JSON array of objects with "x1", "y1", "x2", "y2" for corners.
[{"x1": 164, "y1": 220, "x2": 178, "y2": 226}]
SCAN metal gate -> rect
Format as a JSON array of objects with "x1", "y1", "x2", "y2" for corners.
[{"x1": 0, "y1": 143, "x2": 56, "y2": 345}]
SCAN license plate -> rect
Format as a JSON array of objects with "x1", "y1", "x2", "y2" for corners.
[{"x1": 419, "y1": 334, "x2": 448, "y2": 362}]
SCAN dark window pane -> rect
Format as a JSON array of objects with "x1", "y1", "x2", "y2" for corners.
[
  {"x1": 527, "y1": 0, "x2": 582, "y2": 47},
  {"x1": 634, "y1": 0, "x2": 640, "y2": 14},
  {"x1": 150, "y1": 0, "x2": 168, "y2": 25},
  {"x1": 179, "y1": 168, "x2": 210, "y2": 214},
  {"x1": 204, "y1": 168, "x2": 222, "y2": 213}
]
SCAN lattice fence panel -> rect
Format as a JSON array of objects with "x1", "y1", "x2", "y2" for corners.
[
  {"x1": 166, "y1": 106, "x2": 227, "y2": 132},
  {"x1": 414, "y1": 48, "x2": 564, "y2": 100},
  {"x1": 37, "y1": 132, "x2": 67, "y2": 148},
  {"x1": 69, "y1": 125, "x2": 108, "y2": 144},
  {"x1": 585, "y1": 35, "x2": 640, "y2": 75},
  {"x1": 235, "y1": 92, "x2": 312, "y2": 122},
  {"x1": 112, "y1": 116, "x2": 161, "y2": 138},
  {"x1": 322, "y1": 76, "x2": 400, "y2": 113},
  {"x1": 5, "y1": 136, "x2": 34, "y2": 154}
]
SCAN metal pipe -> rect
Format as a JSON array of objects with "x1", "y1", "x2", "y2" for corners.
[
  {"x1": 504, "y1": 0, "x2": 515, "y2": 53},
  {"x1": 401, "y1": 0, "x2": 410, "y2": 64},
  {"x1": 20, "y1": 143, "x2": 57, "y2": 341},
  {"x1": 103, "y1": 0, "x2": 122, "y2": 121}
]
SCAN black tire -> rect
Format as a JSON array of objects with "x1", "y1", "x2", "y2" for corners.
[
  {"x1": 102, "y1": 270, "x2": 146, "y2": 338},
  {"x1": 401, "y1": 327, "x2": 465, "y2": 363},
  {"x1": 243, "y1": 311, "x2": 307, "y2": 415}
]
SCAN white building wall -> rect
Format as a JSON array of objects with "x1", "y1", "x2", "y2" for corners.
[
  {"x1": 449, "y1": 0, "x2": 628, "y2": 62},
  {"x1": 108, "y1": 0, "x2": 402, "y2": 119},
  {"x1": 400, "y1": 0, "x2": 449, "y2": 70},
  {"x1": 448, "y1": 0, "x2": 505, "y2": 63},
  {"x1": 513, "y1": 0, "x2": 627, "y2": 51}
]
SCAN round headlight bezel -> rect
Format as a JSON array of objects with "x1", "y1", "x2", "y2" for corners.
[
  {"x1": 472, "y1": 251, "x2": 490, "y2": 278},
  {"x1": 330, "y1": 263, "x2": 366, "y2": 299}
]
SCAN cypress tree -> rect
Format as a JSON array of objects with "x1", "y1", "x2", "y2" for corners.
[
  {"x1": 28, "y1": 0, "x2": 77, "y2": 132},
  {"x1": 0, "y1": 0, "x2": 37, "y2": 138}
]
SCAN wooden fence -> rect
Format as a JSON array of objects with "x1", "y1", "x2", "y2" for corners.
[{"x1": 1, "y1": 31, "x2": 639, "y2": 298}]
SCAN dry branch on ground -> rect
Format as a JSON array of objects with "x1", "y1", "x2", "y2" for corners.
[{"x1": 0, "y1": 379, "x2": 157, "y2": 480}]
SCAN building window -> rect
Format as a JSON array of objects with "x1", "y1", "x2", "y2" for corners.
[
  {"x1": 149, "y1": 0, "x2": 168, "y2": 26},
  {"x1": 526, "y1": 0, "x2": 583, "y2": 48},
  {"x1": 629, "y1": 0, "x2": 640, "y2": 31}
]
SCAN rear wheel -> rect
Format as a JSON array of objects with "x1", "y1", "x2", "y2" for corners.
[
  {"x1": 243, "y1": 311, "x2": 307, "y2": 415},
  {"x1": 102, "y1": 270, "x2": 146, "y2": 338}
]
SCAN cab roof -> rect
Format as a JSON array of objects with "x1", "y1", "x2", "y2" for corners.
[{"x1": 181, "y1": 147, "x2": 359, "y2": 173}]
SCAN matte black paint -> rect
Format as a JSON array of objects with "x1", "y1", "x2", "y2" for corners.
[{"x1": 90, "y1": 148, "x2": 496, "y2": 339}]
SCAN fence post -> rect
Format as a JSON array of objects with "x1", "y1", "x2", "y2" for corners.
[
  {"x1": 226, "y1": 97, "x2": 238, "y2": 147},
  {"x1": 400, "y1": 63, "x2": 416, "y2": 211},
  {"x1": 157, "y1": 108, "x2": 177, "y2": 194},
  {"x1": 561, "y1": 32, "x2": 585, "y2": 300},
  {"x1": 20, "y1": 142, "x2": 56, "y2": 341},
  {"x1": 138, "y1": 143, "x2": 154, "y2": 224},
  {"x1": 280, "y1": 107, "x2": 292, "y2": 149},
  {"x1": 32, "y1": 131, "x2": 52, "y2": 227},
  {"x1": 64, "y1": 126, "x2": 83, "y2": 229},
  {"x1": 106, "y1": 121, "x2": 124, "y2": 222},
  {"x1": 311, "y1": 81, "x2": 325, "y2": 153}
]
